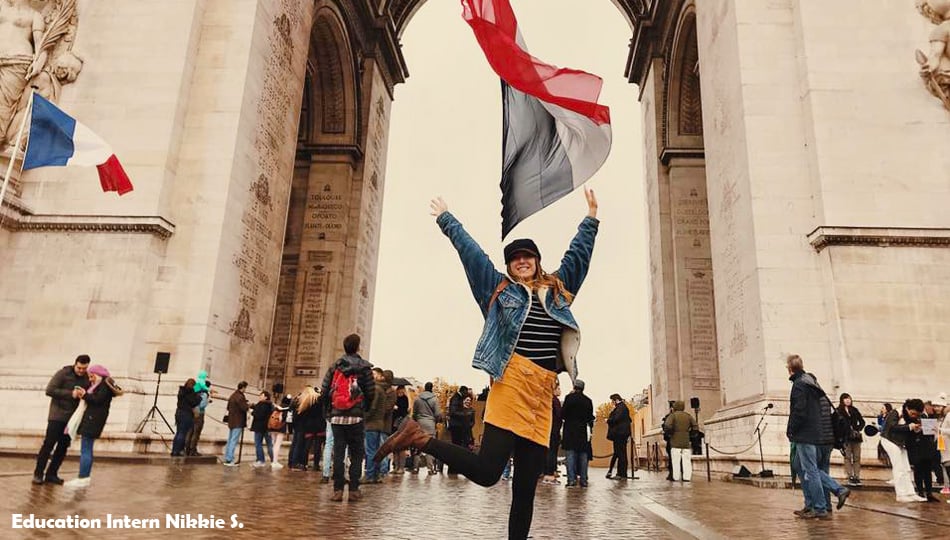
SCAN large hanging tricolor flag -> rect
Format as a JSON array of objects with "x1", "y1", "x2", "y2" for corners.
[
  {"x1": 22, "y1": 93, "x2": 133, "y2": 195},
  {"x1": 462, "y1": 0, "x2": 611, "y2": 238}
]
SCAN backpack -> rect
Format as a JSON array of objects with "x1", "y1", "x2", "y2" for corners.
[
  {"x1": 331, "y1": 368, "x2": 363, "y2": 410},
  {"x1": 267, "y1": 409, "x2": 285, "y2": 431}
]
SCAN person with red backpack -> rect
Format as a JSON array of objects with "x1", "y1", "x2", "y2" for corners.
[{"x1": 319, "y1": 333, "x2": 375, "y2": 502}]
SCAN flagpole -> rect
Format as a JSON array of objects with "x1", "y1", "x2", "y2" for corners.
[{"x1": 0, "y1": 90, "x2": 35, "y2": 224}]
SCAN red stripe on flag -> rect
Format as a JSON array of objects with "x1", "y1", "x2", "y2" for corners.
[
  {"x1": 96, "y1": 155, "x2": 134, "y2": 195},
  {"x1": 462, "y1": 0, "x2": 611, "y2": 125}
]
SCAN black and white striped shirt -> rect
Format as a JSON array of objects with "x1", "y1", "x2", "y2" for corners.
[{"x1": 514, "y1": 292, "x2": 563, "y2": 372}]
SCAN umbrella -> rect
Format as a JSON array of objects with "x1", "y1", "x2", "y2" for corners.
[{"x1": 391, "y1": 377, "x2": 411, "y2": 387}]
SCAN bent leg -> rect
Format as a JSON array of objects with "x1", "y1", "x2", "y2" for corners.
[{"x1": 423, "y1": 423, "x2": 516, "y2": 487}]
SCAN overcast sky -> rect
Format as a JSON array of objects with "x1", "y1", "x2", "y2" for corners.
[{"x1": 369, "y1": 0, "x2": 650, "y2": 407}]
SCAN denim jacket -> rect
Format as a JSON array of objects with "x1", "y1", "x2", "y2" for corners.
[{"x1": 436, "y1": 211, "x2": 599, "y2": 382}]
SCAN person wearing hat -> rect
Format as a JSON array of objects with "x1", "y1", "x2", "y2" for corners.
[
  {"x1": 375, "y1": 188, "x2": 599, "y2": 540},
  {"x1": 65, "y1": 365, "x2": 123, "y2": 488}
]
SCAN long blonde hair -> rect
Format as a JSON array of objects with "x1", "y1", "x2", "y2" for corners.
[
  {"x1": 515, "y1": 265, "x2": 574, "y2": 307},
  {"x1": 296, "y1": 386, "x2": 319, "y2": 414}
]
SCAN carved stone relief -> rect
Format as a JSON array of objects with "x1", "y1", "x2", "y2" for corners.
[
  {"x1": 916, "y1": 0, "x2": 950, "y2": 111},
  {"x1": 0, "y1": 0, "x2": 82, "y2": 150}
]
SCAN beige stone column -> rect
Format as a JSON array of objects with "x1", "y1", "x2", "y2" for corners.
[{"x1": 668, "y1": 158, "x2": 720, "y2": 419}]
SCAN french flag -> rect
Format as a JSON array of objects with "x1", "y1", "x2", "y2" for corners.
[
  {"x1": 462, "y1": 0, "x2": 611, "y2": 238},
  {"x1": 23, "y1": 94, "x2": 133, "y2": 195}
]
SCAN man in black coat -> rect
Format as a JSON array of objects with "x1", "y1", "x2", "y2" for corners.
[
  {"x1": 561, "y1": 379, "x2": 594, "y2": 487},
  {"x1": 606, "y1": 393, "x2": 632, "y2": 479},
  {"x1": 786, "y1": 355, "x2": 849, "y2": 519},
  {"x1": 34, "y1": 355, "x2": 91, "y2": 485}
]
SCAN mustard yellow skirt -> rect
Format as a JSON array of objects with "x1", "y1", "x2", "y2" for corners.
[{"x1": 483, "y1": 353, "x2": 556, "y2": 448}]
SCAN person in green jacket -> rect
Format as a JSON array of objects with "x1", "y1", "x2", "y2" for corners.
[{"x1": 663, "y1": 401, "x2": 697, "y2": 482}]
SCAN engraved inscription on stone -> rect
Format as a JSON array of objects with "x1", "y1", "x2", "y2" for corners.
[
  {"x1": 686, "y1": 261, "x2": 718, "y2": 390},
  {"x1": 229, "y1": 2, "x2": 304, "y2": 357},
  {"x1": 295, "y1": 252, "x2": 332, "y2": 367},
  {"x1": 304, "y1": 184, "x2": 346, "y2": 241}
]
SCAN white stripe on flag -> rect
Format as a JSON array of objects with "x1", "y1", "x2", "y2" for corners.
[
  {"x1": 537, "y1": 100, "x2": 612, "y2": 189},
  {"x1": 68, "y1": 121, "x2": 114, "y2": 167}
]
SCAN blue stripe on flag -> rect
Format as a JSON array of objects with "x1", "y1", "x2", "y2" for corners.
[{"x1": 23, "y1": 94, "x2": 77, "y2": 170}]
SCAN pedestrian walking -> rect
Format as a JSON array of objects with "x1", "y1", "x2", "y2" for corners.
[
  {"x1": 562, "y1": 380, "x2": 594, "y2": 488},
  {"x1": 171, "y1": 378, "x2": 201, "y2": 457},
  {"x1": 391, "y1": 385, "x2": 410, "y2": 474},
  {"x1": 364, "y1": 368, "x2": 395, "y2": 483},
  {"x1": 903, "y1": 399, "x2": 939, "y2": 501},
  {"x1": 411, "y1": 382, "x2": 442, "y2": 474},
  {"x1": 785, "y1": 355, "x2": 850, "y2": 519},
  {"x1": 185, "y1": 379, "x2": 216, "y2": 457},
  {"x1": 222, "y1": 381, "x2": 249, "y2": 466},
  {"x1": 250, "y1": 390, "x2": 276, "y2": 468},
  {"x1": 268, "y1": 394, "x2": 291, "y2": 468},
  {"x1": 33, "y1": 354, "x2": 91, "y2": 485},
  {"x1": 606, "y1": 393, "x2": 632, "y2": 480},
  {"x1": 837, "y1": 393, "x2": 866, "y2": 486},
  {"x1": 64, "y1": 364, "x2": 123, "y2": 488},
  {"x1": 376, "y1": 189, "x2": 599, "y2": 540},
  {"x1": 663, "y1": 401, "x2": 695, "y2": 482},
  {"x1": 320, "y1": 333, "x2": 375, "y2": 502}
]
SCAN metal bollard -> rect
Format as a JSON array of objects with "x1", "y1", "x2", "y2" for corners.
[{"x1": 705, "y1": 442, "x2": 711, "y2": 482}]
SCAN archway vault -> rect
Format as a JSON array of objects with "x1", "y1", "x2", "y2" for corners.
[{"x1": 388, "y1": 0, "x2": 643, "y2": 39}]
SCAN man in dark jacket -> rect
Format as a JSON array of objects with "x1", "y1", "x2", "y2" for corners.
[
  {"x1": 606, "y1": 393, "x2": 632, "y2": 479},
  {"x1": 34, "y1": 355, "x2": 91, "y2": 485},
  {"x1": 222, "y1": 381, "x2": 249, "y2": 466},
  {"x1": 561, "y1": 379, "x2": 594, "y2": 487},
  {"x1": 363, "y1": 368, "x2": 395, "y2": 483},
  {"x1": 319, "y1": 334, "x2": 375, "y2": 502},
  {"x1": 786, "y1": 355, "x2": 849, "y2": 519}
]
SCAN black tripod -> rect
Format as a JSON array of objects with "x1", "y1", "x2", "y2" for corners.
[
  {"x1": 135, "y1": 372, "x2": 174, "y2": 434},
  {"x1": 753, "y1": 406, "x2": 774, "y2": 478}
]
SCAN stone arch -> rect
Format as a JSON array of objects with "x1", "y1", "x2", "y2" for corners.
[
  {"x1": 389, "y1": 0, "x2": 643, "y2": 39},
  {"x1": 663, "y1": 1, "x2": 703, "y2": 159},
  {"x1": 305, "y1": 3, "x2": 359, "y2": 146}
]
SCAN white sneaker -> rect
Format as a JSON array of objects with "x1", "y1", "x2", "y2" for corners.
[
  {"x1": 252, "y1": 461, "x2": 267, "y2": 468},
  {"x1": 64, "y1": 477, "x2": 91, "y2": 488},
  {"x1": 271, "y1": 462, "x2": 283, "y2": 470},
  {"x1": 897, "y1": 495, "x2": 927, "y2": 502}
]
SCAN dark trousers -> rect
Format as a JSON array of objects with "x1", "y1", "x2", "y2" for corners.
[
  {"x1": 35, "y1": 420, "x2": 70, "y2": 478},
  {"x1": 184, "y1": 413, "x2": 205, "y2": 454},
  {"x1": 913, "y1": 457, "x2": 935, "y2": 496},
  {"x1": 665, "y1": 439, "x2": 673, "y2": 479},
  {"x1": 609, "y1": 438, "x2": 629, "y2": 477},
  {"x1": 331, "y1": 423, "x2": 365, "y2": 491},
  {"x1": 544, "y1": 437, "x2": 560, "y2": 476},
  {"x1": 172, "y1": 411, "x2": 194, "y2": 456},
  {"x1": 425, "y1": 424, "x2": 546, "y2": 540}
]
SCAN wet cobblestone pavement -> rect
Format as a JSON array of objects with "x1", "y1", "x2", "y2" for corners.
[{"x1": 1, "y1": 457, "x2": 948, "y2": 539}]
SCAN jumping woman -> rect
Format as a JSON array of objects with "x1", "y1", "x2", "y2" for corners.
[{"x1": 376, "y1": 188, "x2": 599, "y2": 540}]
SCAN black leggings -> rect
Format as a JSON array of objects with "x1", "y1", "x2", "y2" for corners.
[{"x1": 424, "y1": 424, "x2": 546, "y2": 540}]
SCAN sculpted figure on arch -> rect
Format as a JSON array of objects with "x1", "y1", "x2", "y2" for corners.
[
  {"x1": 916, "y1": 0, "x2": 950, "y2": 110},
  {"x1": 0, "y1": 0, "x2": 82, "y2": 150}
]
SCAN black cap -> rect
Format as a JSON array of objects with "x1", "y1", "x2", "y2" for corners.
[{"x1": 504, "y1": 239, "x2": 541, "y2": 264}]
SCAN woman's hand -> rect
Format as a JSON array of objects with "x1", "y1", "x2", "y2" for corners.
[
  {"x1": 430, "y1": 197, "x2": 448, "y2": 218},
  {"x1": 584, "y1": 187, "x2": 598, "y2": 219}
]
